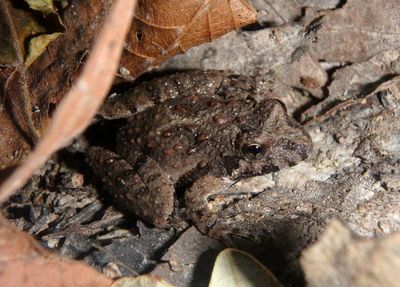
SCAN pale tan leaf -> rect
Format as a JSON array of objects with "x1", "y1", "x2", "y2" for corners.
[
  {"x1": 112, "y1": 276, "x2": 175, "y2": 287},
  {"x1": 209, "y1": 248, "x2": 284, "y2": 287}
]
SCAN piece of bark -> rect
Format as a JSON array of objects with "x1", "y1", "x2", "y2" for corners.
[
  {"x1": 151, "y1": 227, "x2": 224, "y2": 287},
  {"x1": 87, "y1": 222, "x2": 175, "y2": 275},
  {"x1": 250, "y1": 0, "x2": 341, "y2": 26},
  {"x1": 310, "y1": 0, "x2": 400, "y2": 62},
  {"x1": 302, "y1": 48, "x2": 400, "y2": 121},
  {"x1": 159, "y1": 24, "x2": 304, "y2": 75}
]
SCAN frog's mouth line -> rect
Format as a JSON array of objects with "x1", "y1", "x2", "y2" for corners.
[
  {"x1": 206, "y1": 190, "x2": 261, "y2": 202},
  {"x1": 177, "y1": 173, "x2": 262, "y2": 214}
]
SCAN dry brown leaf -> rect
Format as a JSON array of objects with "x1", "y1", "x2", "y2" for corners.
[
  {"x1": 0, "y1": 0, "x2": 136, "y2": 202},
  {"x1": 0, "y1": 105, "x2": 31, "y2": 172},
  {"x1": 118, "y1": 0, "x2": 256, "y2": 80},
  {"x1": 0, "y1": 214, "x2": 112, "y2": 287},
  {"x1": 0, "y1": 0, "x2": 64, "y2": 169},
  {"x1": 0, "y1": 0, "x2": 114, "y2": 170}
]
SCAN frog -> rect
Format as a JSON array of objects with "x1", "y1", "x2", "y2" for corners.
[{"x1": 86, "y1": 70, "x2": 313, "y2": 232}]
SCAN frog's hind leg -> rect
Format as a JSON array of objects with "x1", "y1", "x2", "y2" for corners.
[{"x1": 86, "y1": 146, "x2": 175, "y2": 228}]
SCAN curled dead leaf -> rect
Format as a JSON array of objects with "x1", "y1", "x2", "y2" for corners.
[
  {"x1": 118, "y1": 0, "x2": 256, "y2": 80},
  {"x1": 0, "y1": 0, "x2": 65, "y2": 170},
  {"x1": 0, "y1": 0, "x2": 136, "y2": 202}
]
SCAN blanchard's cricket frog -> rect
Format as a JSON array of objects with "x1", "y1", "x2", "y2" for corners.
[{"x1": 86, "y1": 70, "x2": 312, "y2": 232}]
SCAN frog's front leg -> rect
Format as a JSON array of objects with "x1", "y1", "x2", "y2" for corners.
[
  {"x1": 86, "y1": 147, "x2": 176, "y2": 228},
  {"x1": 185, "y1": 175, "x2": 256, "y2": 234},
  {"x1": 186, "y1": 176, "x2": 269, "y2": 243}
]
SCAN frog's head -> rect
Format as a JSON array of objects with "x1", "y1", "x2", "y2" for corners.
[{"x1": 229, "y1": 99, "x2": 312, "y2": 179}]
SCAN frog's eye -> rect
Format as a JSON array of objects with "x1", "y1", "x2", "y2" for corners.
[{"x1": 242, "y1": 144, "x2": 265, "y2": 159}]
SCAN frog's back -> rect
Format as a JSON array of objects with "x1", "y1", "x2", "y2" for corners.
[{"x1": 116, "y1": 93, "x2": 259, "y2": 182}]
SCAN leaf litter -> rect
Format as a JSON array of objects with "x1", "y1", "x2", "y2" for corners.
[{"x1": 1, "y1": 0, "x2": 400, "y2": 286}]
